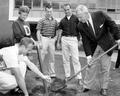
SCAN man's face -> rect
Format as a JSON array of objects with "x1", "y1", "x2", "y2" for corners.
[
  {"x1": 63, "y1": 5, "x2": 72, "y2": 17},
  {"x1": 76, "y1": 11, "x2": 89, "y2": 23},
  {"x1": 22, "y1": 44, "x2": 34, "y2": 55},
  {"x1": 19, "y1": 12, "x2": 28, "y2": 21},
  {"x1": 45, "y1": 8, "x2": 53, "y2": 18}
]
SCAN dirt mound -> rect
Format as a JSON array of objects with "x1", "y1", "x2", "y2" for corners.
[{"x1": 31, "y1": 85, "x2": 78, "y2": 96}]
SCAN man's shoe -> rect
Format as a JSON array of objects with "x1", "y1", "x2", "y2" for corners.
[
  {"x1": 10, "y1": 87, "x2": 23, "y2": 95},
  {"x1": 50, "y1": 76, "x2": 56, "y2": 80},
  {"x1": 50, "y1": 76, "x2": 57, "y2": 83},
  {"x1": 100, "y1": 89, "x2": 107, "y2": 96},
  {"x1": 50, "y1": 74, "x2": 56, "y2": 78},
  {"x1": 50, "y1": 76, "x2": 56, "y2": 79},
  {"x1": 83, "y1": 88, "x2": 90, "y2": 92}
]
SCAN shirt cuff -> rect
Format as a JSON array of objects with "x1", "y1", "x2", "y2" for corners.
[{"x1": 86, "y1": 55, "x2": 92, "y2": 59}]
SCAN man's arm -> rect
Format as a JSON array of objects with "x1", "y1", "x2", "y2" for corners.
[
  {"x1": 78, "y1": 25, "x2": 92, "y2": 64},
  {"x1": 78, "y1": 24, "x2": 92, "y2": 56},
  {"x1": 36, "y1": 19, "x2": 43, "y2": 48},
  {"x1": 57, "y1": 20, "x2": 63, "y2": 44},
  {"x1": 56, "y1": 29, "x2": 62, "y2": 50},
  {"x1": 11, "y1": 68, "x2": 29, "y2": 96},
  {"x1": 24, "y1": 57, "x2": 51, "y2": 82},
  {"x1": 56, "y1": 29, "x2": 62, "y2": 43},
  {"x1": 81, "y1": 33, "x2": 92, "y2": 64},
  {"x1": 36, "y1": 19, "x2": 43, "y2": 42},
  {"x1": 36, "y1": 30, "x2": 43, "y2": 48},
  {"x1": 12, "y1": 21, "x2": 24, "y2": 40},
  {"x1": 102, "y1": 11, "x2": 120, "y2": 40},
  {"x1": 36, "y1": 30, "x2": 42, "y2": 42},
  {"x1": 102, "y1": 11, "x2": 120, "y2": 48}
]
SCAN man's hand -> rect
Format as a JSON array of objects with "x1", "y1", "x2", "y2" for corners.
[
  {"x1": 43, "y1": 75, "x2": 51, "y2": 83},
  {"x1": 116, "y1": 40, "x2": 120, "y2": 49},
  {"x1": 35, "y1": 41, "x2": 43, "y2": 49},
  {"x1": 56, "y1": 42, "x2": 61, "y2": 50},
  {"x1": 78, "y1": 41, "x2": 82, "y2": 49},
  {"x1": 87, "y1": 55, "x2": 92, "y2": 67},
  {"x1": 54, "y1": 36, "x2": 57, "y2": 41}
]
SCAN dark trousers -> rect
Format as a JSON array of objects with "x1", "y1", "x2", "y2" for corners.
[{"x1": 115, "y1": 50, "x2": 120, "y2": 68}]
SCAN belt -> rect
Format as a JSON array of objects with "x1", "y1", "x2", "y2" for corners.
[
  {"x1": 42, "y1": 35, "x2": 55, "y2": 38},
  {"x1": 63, "y1": 35, "x2": 76, "y2": 37},
  {"x1": 0, "y1": 67, "x2": 7, "y2": 71}
]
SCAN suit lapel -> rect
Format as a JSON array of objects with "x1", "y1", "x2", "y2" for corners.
[
  {"x1": 91, "y1": 14, "x2": 98, "y2": 36},
  {"x1": 82, "y1": 22, "x2": 96, "y2": 40},
  {"x1": 81, "y1": 12, "x2": 105, "y2": 41},
  {"x1": 91, "y1": 13, "x2": 101, "y2": 39}
]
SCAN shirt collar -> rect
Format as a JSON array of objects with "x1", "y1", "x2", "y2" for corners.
[
  {"x1": 85, "y1": 13, "x2": 92, "y2": 24},
  {"x1": 18, "y1": 17, "x2": 25, "y2": 22},
  {"x1": 45, "y1": 16, "x2": 54, "y2": 21},
  {"x1": 65, "y1": 14, "x2": 73, "y2": 20}
]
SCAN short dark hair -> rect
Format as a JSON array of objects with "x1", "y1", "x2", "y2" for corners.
[
  {"x1": 44, "y1": 3, "x2": 52, "y2": 10},
  {"x1": 63, "y1": 3, "x2": 71, "y2": 8},
  {"x1": 19, "y1": 6, "x2": 30, "y2": 14},
  {"x1": 19, "y1": 37, "x2": 34, "y2": 48}
]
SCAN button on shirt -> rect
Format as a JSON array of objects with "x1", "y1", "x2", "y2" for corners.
[{"x1": 58, "y1": 14, "x2": 79, "y2": 36}]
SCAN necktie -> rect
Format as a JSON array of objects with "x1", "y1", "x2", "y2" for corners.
[{"x1": 87, "y1": 21, "x2": 96, "y2": 36}]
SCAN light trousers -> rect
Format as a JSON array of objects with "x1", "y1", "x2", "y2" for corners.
[
  {"x1": 84, "y1": 45, "x2": 111, "y2": 89},
  {"x1": 40, "y1": 36, "x2": 56, "y2": 77},
  {"x1": 61, "y1": 36, "x2": 82, "y2": 79}
]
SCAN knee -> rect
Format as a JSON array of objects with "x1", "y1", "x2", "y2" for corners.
[
  {"x1": 1, "y1": 79, "x2": 17, "y2": 90},
  {"x1": 72, "y1": 56, "x2": 79, "y2": 63},
  {"x1": 41, "y1": 49, "x2": 47, "y2": 55},
  {"x1": 7, "y1": 82, "x2": 17, "y2": 90}
]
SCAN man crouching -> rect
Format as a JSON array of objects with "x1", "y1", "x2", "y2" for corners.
[{"x1": 0, "y1": 37, "x2": 51, "y2": 96}]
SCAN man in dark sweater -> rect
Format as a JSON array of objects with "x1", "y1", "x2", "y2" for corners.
[{"x1": 12, "y1": 6, "x2": 31, "y2": 44}]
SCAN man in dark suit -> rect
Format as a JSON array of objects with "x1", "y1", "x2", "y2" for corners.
[
  {"x1": 114, "y1": 24, "x2": 120, "y2": 69},
  {"x1": 76, "y1": 5, "x2": 120, "y2": 96}
]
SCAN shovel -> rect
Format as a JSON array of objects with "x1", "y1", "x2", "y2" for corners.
[
  {"x1": 31, "y1": 38, "x2": 49, "y2": 96},
  {"x1": 49, "y1": 44, "x2": 118, "y2": 92}
]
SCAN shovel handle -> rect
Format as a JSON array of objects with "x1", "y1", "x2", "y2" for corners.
[
  {"x1": 31, "y1": 37, "x2": 49, "y2": 96},
  {"x1": 67, "y1": 44, "x2": 118, "y2": 82},
  {"x1": 36, "y1": 46, "x2": 49, "y2": 96}
]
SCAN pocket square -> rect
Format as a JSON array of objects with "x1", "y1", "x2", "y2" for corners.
[{"x1": 100, "y1": 24, "x2": 103, "y2": 28}]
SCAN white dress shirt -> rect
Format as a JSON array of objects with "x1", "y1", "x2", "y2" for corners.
[{"x1": 88, "y1": 13, "x2": 96, "y2": 36}]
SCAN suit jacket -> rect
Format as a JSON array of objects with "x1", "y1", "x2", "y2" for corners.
[{"x1": 78, "y1": 11, "x2": 120, "y2": 56}]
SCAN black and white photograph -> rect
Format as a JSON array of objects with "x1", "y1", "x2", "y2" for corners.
[{"x1": 0, "y1": 0, "x2": 120, "y2": 96}]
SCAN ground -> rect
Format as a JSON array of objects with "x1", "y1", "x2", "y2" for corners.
[{"x1": 1, "y1": 51, "x2": 120, "y2": 96}]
